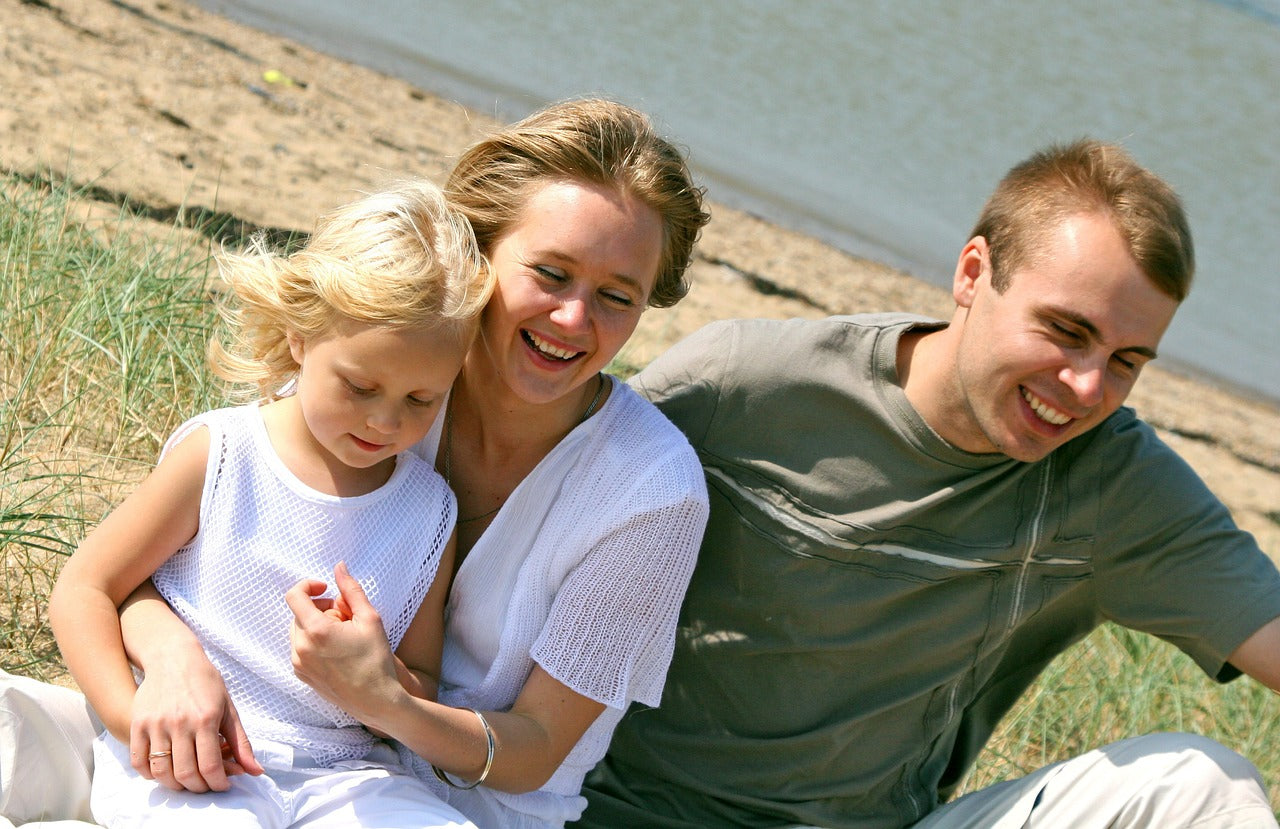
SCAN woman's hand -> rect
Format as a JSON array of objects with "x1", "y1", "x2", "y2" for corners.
[
  {"x1": 286, "y1": 562, "x2": 405, "y2": 725},
  {"x1": 119, "y1": 583, "x2": 263, "y2": 792},
  {"x1": 127, "y1": 643, "x2": 261, "y2": 792}
]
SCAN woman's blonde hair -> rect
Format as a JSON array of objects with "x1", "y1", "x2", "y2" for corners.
[
  {"x1": 446, "y1": 98, "x2": 709, "y2": 308},
  {"x1": 211, "y1": 180, "x2": 492, "y2": 399}
]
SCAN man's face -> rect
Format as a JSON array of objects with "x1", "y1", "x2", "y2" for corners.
[{"x1": 943, "y1": 212, "x2": 1180, "y2": 462}]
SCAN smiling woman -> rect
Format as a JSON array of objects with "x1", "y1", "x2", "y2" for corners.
[
  {"x1": 474, "y1": 180, "x2": 662, "y2": 411},
  {"x1": 1, "y1": 99, "x2": 711, "y2": 829}
]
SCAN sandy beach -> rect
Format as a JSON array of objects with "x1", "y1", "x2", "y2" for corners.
[{"x1": 2, "y1": 0, "x2": 1277, "y2": 562}]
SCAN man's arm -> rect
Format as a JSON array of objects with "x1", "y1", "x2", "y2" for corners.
[{"x1": 1227, "y1": 615, "x2": 1280, "y2": 690}]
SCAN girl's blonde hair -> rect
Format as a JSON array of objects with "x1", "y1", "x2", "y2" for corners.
[{"x1": 211, "y1": 180, "x2": 492, "y2": 399}]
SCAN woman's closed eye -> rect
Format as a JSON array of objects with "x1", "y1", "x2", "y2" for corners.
[
  {"x1": 601, "y1": 288, "x2": 636, "y2": 308},
  {"x1": 534, "y1": 265, "x2": 568, "y2": 283}
]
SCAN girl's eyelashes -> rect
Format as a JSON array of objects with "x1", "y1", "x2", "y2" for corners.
[
  {"x1": 1110, "y1": 353, "x2": 1137, "y2": 375},
  {"x1": 346, "y1": 377, "x2": 437, "y2": 407}
]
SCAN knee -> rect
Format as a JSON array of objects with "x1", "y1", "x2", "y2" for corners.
[
  {"x1": 1122, "y1": 732, "x2": 1264, "y2": 788},
  {"x1": 1105, "y1": 731, "x2": 1273, "y2": 821}
]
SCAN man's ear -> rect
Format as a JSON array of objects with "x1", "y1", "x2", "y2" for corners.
[{"x1": 952, "y1": 236, "x2": 991, "y2": 309}]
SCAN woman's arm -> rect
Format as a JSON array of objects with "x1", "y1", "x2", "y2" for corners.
[
  {"x1": 390, "y1": 534, "x2": 456, "y2": 702},
  {"x1": 287, "y1": 567, "x2": 605, "y2": 792},
  {"x1": 119, "y1": 581, "x2": 263, "y2": 792}
]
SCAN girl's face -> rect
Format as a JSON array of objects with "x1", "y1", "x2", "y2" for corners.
[
  {"x1": 477, "y1": 179, "x2": 663, "y2": 406},
  {"x1": 289, "y1": 319, "x2": 468, "y2": 474}
]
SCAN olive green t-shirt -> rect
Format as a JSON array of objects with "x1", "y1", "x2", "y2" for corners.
[{"x1": 577, "y1": 314, "x2": 1280, "y2": 829}]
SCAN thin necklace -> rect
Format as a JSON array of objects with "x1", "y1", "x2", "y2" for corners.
[{"x1": 445, "y1": 373, "x2": 606, "y2": 524}]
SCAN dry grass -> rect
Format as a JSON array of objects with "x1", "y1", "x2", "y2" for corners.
[
  {"x1": 1, "y1": 173, "x2": 1276, "y2": 811},
  {"x1": 1, "y1": 175, "x2": 221, "y2": 682}
]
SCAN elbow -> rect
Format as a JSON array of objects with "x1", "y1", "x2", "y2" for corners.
[{"x1": 498, "y1": 765, "x2": 558, "y2": 795}]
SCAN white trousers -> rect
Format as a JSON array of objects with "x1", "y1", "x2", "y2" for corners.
[
  {"x1": 91, "y1": 733, "x2": 475, "y2": 829},
  {"x1": 912, "y1": 733, "x2": 1277, "y2": 829},
  {"x1": 3, "y1": 672, "x2": 1275, "y2": 828}
]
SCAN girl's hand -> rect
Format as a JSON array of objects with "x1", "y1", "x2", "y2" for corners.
[{"x1": 128, "y1": 652, "x2": 262, "y2": 792}]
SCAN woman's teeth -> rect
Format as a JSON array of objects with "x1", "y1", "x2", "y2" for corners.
[{"x1": 525, "y1": 330, "x2": 580, "y2": 361}]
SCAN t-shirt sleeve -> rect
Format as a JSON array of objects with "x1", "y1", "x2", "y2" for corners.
[
  {"x1": 1091, "y1": 415, "x2": 1280, "y2": 680},
  {"x1": 529, "y1": 445, "x2": 709, "y2": 710},
  {"x1": 628, "y1": 319, "x2": 740, "y2": 446}
]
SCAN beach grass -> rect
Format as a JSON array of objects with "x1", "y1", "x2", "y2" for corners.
[
  {"x1": 1, "y1": 174, "x2": 222, "y2": 679},
  {"x1": 961, "y1": 623, "x2": 1280, "y2": 811},
  {"x1": 1, "y1": 174, "x2": 1276, "y2": 811}
]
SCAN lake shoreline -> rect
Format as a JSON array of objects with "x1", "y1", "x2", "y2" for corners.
[{"x1": 3, "y1": 0, "x2": 1276, "y2": 557}]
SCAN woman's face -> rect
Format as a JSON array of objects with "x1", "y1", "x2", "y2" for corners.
[{"x1": 477, "y1": 179, "x2": 663, "y2": 406}]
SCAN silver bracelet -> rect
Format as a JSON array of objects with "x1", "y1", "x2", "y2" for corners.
[{"x1": 432, "y1": 708, "x2": 495, "y2": 790}]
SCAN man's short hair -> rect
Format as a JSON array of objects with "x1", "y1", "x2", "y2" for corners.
[{"x1": 971, "y1": 139, "x2": 1194, "y2": 301}]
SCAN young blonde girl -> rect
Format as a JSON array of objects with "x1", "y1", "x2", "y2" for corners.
[{"x1": 49, "y1": 180, "x2": 493, "y2": 828}]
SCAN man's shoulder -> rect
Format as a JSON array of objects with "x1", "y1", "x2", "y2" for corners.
[
  {"x1": 666, "y1": 312, "x2": 939, "y2": 368},
  {"x1": 1068, "y1": 405, "x2": 1159, "y2": 455},
  {"x1": 698, "y1": 311, "x2": 936, "y2": 337},
  {"x1": 1060, "y1": 404, "x2": 1208, "y2": 497}
]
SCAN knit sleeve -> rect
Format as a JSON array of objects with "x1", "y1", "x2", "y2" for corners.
[{"x1": 528, "y1": 444, "x2": 708, "y2": 710}]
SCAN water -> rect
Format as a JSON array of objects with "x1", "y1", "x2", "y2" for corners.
[{"x1": 195, "y1": 0, "x2": 1280, "y2": 403}]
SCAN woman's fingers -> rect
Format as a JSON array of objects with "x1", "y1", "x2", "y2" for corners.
[
  {"x1": 219, "y1": 694, "x2": 264, "y2": 778},
  {"x1": 146, "y1": 744, "x2": 182, "y2": 791},
  {"x1": 127, "y1": 657, "x2": 258, "y2": 792},
  {"x1": 129, "y1": 722, "x2": 156, "y2": 780},
  {"x1": 285, "y1": 577, "x2": 333, "y2": 629},
  {"x1": 286, "y1": 564, "x2": 397, "y2": 726},
  {"x1": 167, "y1": 731, "x2": 208, "y2": 792}
]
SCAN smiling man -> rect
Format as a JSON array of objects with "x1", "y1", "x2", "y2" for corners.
[{"x1": 577, "y1": 141, "x2": 1280, "y2": 828}]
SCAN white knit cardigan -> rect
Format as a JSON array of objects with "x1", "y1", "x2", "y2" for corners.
[{"x1": 400, "y1": 376, "x2": 709, "y2": 827}]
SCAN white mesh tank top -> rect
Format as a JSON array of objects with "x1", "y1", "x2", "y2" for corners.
[{"x1": 151, "y1": 403, "x2": 455, "y2": 766}]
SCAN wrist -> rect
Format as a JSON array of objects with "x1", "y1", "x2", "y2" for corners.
[
  {"x1": 358, "y1": 675, "x2": 417, "y2": 734},
  {"x1": 127, "y1": 624, "x2": 202, "y2": 673}
]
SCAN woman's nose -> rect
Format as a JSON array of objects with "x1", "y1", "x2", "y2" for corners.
[{"x1": 549, "y1": 295, "x2": 590, "y2": 332}]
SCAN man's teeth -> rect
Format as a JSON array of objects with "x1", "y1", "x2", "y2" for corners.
[
  {"x1": 1022, "y1": 388, "x2": 1071, "y2": 425},
  {"x1": 526, "y1": 331, "x2": 579, "y2": 361}
]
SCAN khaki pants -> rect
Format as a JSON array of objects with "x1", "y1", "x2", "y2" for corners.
[{"x1": 912, "y1": 733, "x2": 1277, "y2": 829}]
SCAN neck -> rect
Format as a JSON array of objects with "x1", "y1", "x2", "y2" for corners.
[
  {"x1": 898, "y1": 319, "x2": 958, "y2": 433},
  {"x1": 455, "y1": 364, "x2": 604, "y2": 453},
  {"x1": 443, "y1": 366, "x2": 606, "y2": 557}
]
